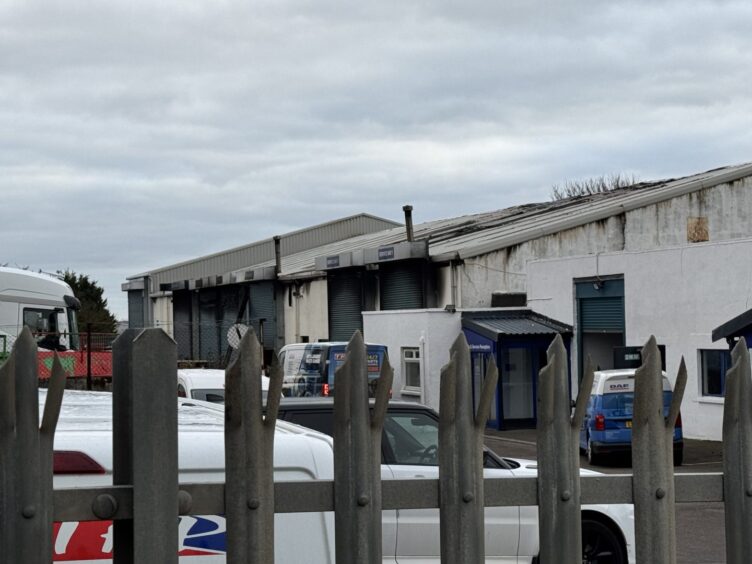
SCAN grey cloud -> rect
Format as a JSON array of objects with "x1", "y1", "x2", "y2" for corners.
[{"x1": 1, "y1": 0, "x2": 751, "y2": 318}]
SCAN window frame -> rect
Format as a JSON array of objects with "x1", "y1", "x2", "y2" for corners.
[
  {"x1": 401, "y1": 346, "x2": 422, "y2": 394},
  {"x1": 699, "y1": 348, "x2": 733, "y2": 398}
]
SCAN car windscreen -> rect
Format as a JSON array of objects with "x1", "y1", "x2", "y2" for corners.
[{"x1": 190, "y1": 389, "x2": 225, "y2": 404}]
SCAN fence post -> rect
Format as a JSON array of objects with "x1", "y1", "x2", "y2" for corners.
[
  {"x1": 438, "y1": 333, "x2": 498, "y2": 564},
  {"x1": 225, "y1": 328, "x2": 284, "y2": 564},
  {"x1": 112, "y1": 328, "x2": 178, "y2": 564},
  {"x1": 0, "y1": 327, "x2": 66, "y2": 564},
  {"x1": 537, "y1": 335, "x2": 594, "y2": 564},
  {"x1": 333, "y1": 330, "x2": 393, "y2": 564},
  {"x1": 632, "y1": 336, "x2": 686, "y2": 564},
  {"x1": 723, "y1": 337, "x2": 752, "y2": 564},
  {"x1": 86, "y1": 322, "x2": 93, "y2": 391}
]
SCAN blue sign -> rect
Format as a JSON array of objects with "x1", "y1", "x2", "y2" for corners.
[
  {"x1": 378, "y1": 247, "x2": 395, "y2": 260},
  {"x1": 327, "y1": 256, "x2": 340, "y2": 268}
]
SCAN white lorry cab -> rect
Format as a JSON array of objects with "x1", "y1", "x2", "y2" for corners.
[{"x1": 0, "y1": 267, "x2": 81, "y2": 356}]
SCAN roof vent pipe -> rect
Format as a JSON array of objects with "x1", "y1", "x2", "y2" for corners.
[
  {"x1": 274, "y1": 236, "x2": 282, "y2": 276},
  {"x1": 403, "y1": 205, "x2": 414, "y2": 242}
]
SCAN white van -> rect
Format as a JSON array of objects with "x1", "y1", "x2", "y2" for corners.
[
  {"x1": 177, "y1": 368, "x2": 270, "y2": 404},
  {"x1": 49, "y1": 390, "x2": 336, "y2": 563},
  {"x1": 278, "y1": 342, "x2": 389, "y2": 397}
]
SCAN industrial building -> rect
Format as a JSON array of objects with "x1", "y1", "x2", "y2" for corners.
[{"x1": 125, "y1": 161, "x2": 752, "y2": 439}]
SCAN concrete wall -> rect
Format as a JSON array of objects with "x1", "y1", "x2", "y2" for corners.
[
  {"x1": 363, "y1": 309, "x2": 462, "y2": 411},
  {"x1": 282, "y1": 278, "x2": 329, "y2": 345},
  {"x1": 526, "y1": 237, "x2": 752, "y2": 441},
  {"x1": 457, "y1": 177, "x2": 752, "y2": 308}
]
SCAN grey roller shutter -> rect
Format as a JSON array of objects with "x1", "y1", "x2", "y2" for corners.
[
  {"x1": 328, "y1": 270, "x2": 363, "y2": 341},
  {"x1": 380, "y1": 263, "x2": 424, "y2": 310},
  {"x1": 127, "y1": 290, "x2": 144, "y2": 329},
  {"x1": 198, "y1": 290, "x2": 220, "y2": 363},
  {"x1": 580, "y1": 297, "x2": 624, "y2": 332},
  {"x1": 249, "y1": 282, "x2": 276, "y2": 349},
  {"x1": 172, "y1": 290, "x2": 193, "y2": 359}
]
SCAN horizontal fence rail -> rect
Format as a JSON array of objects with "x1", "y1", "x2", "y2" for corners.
[{"x1": 51, "y1": 473, "x2": 726, "y2": 522}]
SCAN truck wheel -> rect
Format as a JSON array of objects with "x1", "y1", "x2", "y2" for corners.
[{"x1": 582, "y1": 517, "x2": 626, "y2": 564}]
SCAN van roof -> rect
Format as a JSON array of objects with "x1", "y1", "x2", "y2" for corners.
[
  {"x1": 280, "y1": 342, "x2": 386, "y2": 349},
  {"x1": 591, "y1": 368, "x2": 671, "y2": 395},
  {"x1": 178, "y1": 368, "x2": 270, "y2": 390}
]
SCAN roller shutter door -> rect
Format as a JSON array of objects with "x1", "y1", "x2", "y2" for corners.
[
  {"x1": 328, "y1": 270, "x2": 363, "y2": 342},
  {"x1": 127, "y1": 290, "x2": 144, "y2": 329},
  {"x1": 580, "y1": 297, "x2": 624, "y2": 332},
  {"x1": 249, "y1": 282, "x2": 276, "y2": 349},
  {"x1": 380, "y1": 263, "x2": 424, "y2": 310}
]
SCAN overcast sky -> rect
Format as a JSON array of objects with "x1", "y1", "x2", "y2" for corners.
[{"x1": 2, "y1": 0, "x2": 751, "y2": 320}]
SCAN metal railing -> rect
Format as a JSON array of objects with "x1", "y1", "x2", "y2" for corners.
[{"x1": 0, "y1": 325, "x2": 750, "y2": 563}]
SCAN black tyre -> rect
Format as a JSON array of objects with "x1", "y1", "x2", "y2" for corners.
[
  {"x1": 582, "y1": 517, "x2": 627, "y2": 564},
  {"x1": 674, "y1": 446, "x2": 684, "y2": 466},
  {"x1": 586, "y1": 436, "x2": 602, "y2": 466}
]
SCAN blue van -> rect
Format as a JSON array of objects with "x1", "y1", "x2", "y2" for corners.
[
  {"x1": 580, "y1": 369, "x2": 683, "y2": 465},
  {"x1": 278, "y1": 342, "x2": 389, "y2": 397}
]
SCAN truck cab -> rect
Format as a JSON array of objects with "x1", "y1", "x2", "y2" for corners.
[{"x1": 0, "y1": 267, "x2": 81, "y2": 354}]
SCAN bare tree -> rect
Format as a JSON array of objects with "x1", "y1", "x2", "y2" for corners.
[{"x1": 551, "y1": 173, "x2": 638, "y2": 200}]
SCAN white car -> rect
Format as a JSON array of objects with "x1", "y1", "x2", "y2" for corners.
[
  {"x1": 276, "y1": 398, "x2": 636, "y2": 564},
  {"x1": 177, "y1": 368, "x2": 270, "y2": 404}
]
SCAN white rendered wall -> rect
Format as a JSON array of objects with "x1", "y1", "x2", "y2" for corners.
[
  {"x1": 456, "y1": 178, "x2": 752, "y2": 309},
  {"x1": 283, "y1": 278, "x2": 329, "y2": 344},
  {"x1": 526, "y1": 237, "x2": 752, "y2": 441},
  {"x1": 363, "y1": 310, "x2": 462, "y2": 411},
  {"x1": 152, "y1": 296, "x2": 174, "y2": 337}
]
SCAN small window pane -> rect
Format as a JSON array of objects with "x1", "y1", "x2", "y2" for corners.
[
  {"x1": 401, "y1": 347, "x2": 421, "y2": 390},
  {"x1": 701, "y1": 349, "x2": 730, "y2": 397}
]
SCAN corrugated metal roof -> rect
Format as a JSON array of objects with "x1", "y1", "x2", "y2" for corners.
[
  {"x1": 131, "y1": 162, "x2": 752, "y2": 290},
  {"x1": 462, "y1": 310, "x2": 572, "y2": 338},
  {"x1": 430, "y1": 162, "x2": 752, "y2": 260},
  {"x1": 128, "y1": 213, "x2": 400, "y2": 286}
]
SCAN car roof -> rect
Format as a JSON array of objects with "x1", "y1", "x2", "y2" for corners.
[{"x1": 277, "y1": 397, "x2": 433, "y2": 411}]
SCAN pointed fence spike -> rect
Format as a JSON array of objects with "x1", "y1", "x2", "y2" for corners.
[
  {"x1": 723, "y1": 337, "x2": 752, "y2": 564},
  {"x1": 633, "y1": 335, "x2": 678, "y2": 564},
  {"x1": 537, "y1": 333, "x2": 582, "y2": 564},
  {"x1": 438, "y1": 332, "x2": 487, "y2": 564}
]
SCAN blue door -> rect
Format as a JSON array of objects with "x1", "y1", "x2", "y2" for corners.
[{"x1": 471, "y1": 351, "x2": 498, "y2": 428}]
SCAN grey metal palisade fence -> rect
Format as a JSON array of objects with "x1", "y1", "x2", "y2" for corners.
[{"x1": 1, "y1": 325, "x2": 752, "y2": 563}]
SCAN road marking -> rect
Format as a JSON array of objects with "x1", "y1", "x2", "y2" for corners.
[{"x1": 483, "y1": 435, "x2": 537, "y2": 446}]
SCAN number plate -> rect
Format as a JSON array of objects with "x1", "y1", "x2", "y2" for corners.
[{"x1": 625, "y1": 420, "x2": 632, "y2": 428}]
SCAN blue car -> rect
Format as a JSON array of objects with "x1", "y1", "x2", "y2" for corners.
[{"x1": 580, "y1": 369, "x2": 683, "y2": 466}]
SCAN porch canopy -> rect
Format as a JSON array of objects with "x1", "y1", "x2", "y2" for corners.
[
  {"x1": 461, "y1": 309, "x2": 572, "y2": 340},
  {"x1": 712, "y1": 308, "x2": 752, "y2": 346}
]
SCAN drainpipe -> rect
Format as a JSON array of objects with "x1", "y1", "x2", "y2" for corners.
[
  {"x1": 274, "y1": 236, "x2": 282, "y2": 276},
  {"x1": 403, "y1": 205, "x2": 414, "y2": 242}
]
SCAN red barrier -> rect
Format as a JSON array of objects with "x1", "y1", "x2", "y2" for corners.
[{"x1": 38, "y1": 350, "x2": 113, "y2": 379}]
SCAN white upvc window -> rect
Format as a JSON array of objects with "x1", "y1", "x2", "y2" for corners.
[{"x1": 401, "y1": 347, "x2": 421, "y2": 393}]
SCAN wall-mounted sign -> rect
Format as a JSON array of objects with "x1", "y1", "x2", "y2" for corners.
[
  {"x1": 327, "y1": 256, "x2": 340, "y2": 268},
  {"x1": 378, "y1": 247, "x2": 395, "y2": 261}
]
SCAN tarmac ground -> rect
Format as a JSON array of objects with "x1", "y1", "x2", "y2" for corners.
[
  {"x1": 483, "y1": 428, "x2": 726, "y2": 563},
  {"x1": 483, "y1": 427, "x2": 723, "y2": 473}
]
